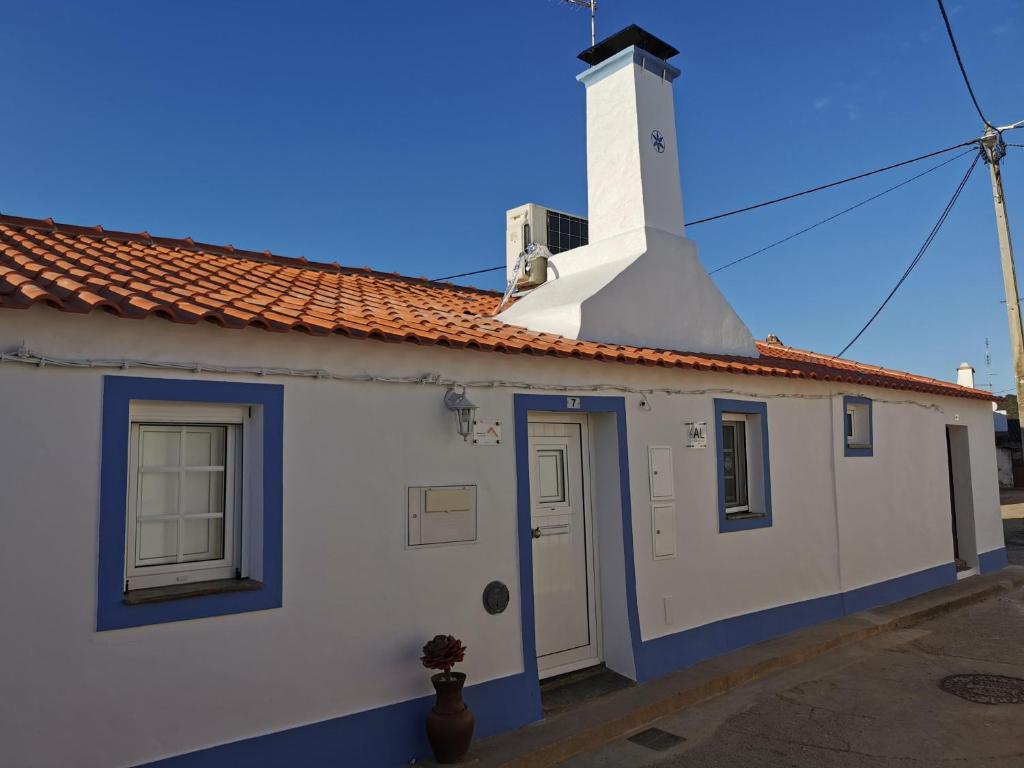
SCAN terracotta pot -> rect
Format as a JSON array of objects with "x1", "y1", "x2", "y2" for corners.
[{"x1": 426, "y1": 672, "x2": 475, "y2": 764}]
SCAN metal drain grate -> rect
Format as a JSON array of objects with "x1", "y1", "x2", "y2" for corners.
[
  {"x1": 940, "y1": 674, "x2": 1024, "y2": 704},
  {"x1": 627, "y1": 727, "x2": 686, "y2": 752}
]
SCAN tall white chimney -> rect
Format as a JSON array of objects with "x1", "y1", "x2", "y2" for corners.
[
  {"x1": 498, "y1": 26, "x2": 757, "y2": 358},
  {"x1": 580, "y1": 32, "x2": 685, "y2": 242},
  {"x1": 956, "y1": 362, "x2": 975, "y2": 388}
]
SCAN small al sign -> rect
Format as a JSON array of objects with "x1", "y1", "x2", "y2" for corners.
[
  {"x1": 472, "y1": 420, "x2": 502, "y2": 445},
  {"x1": 685, "y1": 421, "x2": 708, "y2": 448}
]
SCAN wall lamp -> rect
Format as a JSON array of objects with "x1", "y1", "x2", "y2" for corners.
[{"x1": 444, "y1": 385, "x2": 478, "y2": 441}]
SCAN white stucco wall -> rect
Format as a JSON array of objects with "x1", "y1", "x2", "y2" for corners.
[
  {"x1": 0, "y1": 306, "x2": 1003, "y2": 767},
  {"x1": 580, "y1": 48, "x2": 685, "y2": 242}
]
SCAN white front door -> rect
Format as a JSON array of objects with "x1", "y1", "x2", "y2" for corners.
[{"x1": 528, "y1": 415, "x2": 600, "y2": 678}]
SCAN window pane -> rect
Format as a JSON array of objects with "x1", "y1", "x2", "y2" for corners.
[
  {"x1": 141, "y1": 429, "x2": 180, "y2": 467},
  {"x1": 723, "y1": 420, "x2": 749, "y2": 510},
  {"x1": 184, "y1": 427, "x2": 226, "y2": 467},
  {"x1": 734, "y1": 423, "x2": 748, "y2": 507},
  {"x1": 137, "y1": 519, "x2": 178, "y2": 562},
  {"x1": 537, "y1": 449, "x2": 566, "y2": 503},
  {"x1": 183, "y1": 470, "x2": 225, "y2": 516},
  {"x1": 845, "y1": 410, "x2": 854, "y2": 439},
  {"x1": 182, "y1": 517, "x2": 224, "y2": 560},
  {"x1": 139, "y1": 471, "x2": 180, "y2": 517},
  {"x1": 722, "y1": 424, "x2": 738, "y2": 506}
]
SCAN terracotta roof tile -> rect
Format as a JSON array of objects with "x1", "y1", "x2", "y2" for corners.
[{"x1": 0, "y1": 213, "x2": 991, "y2": 401}]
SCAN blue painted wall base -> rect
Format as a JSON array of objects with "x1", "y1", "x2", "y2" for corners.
[
  {"x1": 139, "y1": 559, "x2": 963, "y2": 767},
  {"x1": 635, "y1": 561, "x2": 956, "y2": 681},
  {"x1": 141, "y1": 672, "x2": 539, "y2": 768},
  {"x1": 979, "y1": 547, "x2": 1008, "y2": 574}
]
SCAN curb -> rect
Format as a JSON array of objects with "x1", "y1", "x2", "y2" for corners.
[{"x1": 475, "y1": 568, "x2": 1024, "y2": 768}]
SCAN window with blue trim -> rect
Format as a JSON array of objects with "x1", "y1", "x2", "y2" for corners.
[
  {"x1": 843, "y1": 396, "x2": 873, "y2": 457},
  {"x1": 714, "y1": 399, "x2": 772, "y2": 532},
  {"x1": 98, "y1": 376, "x2": 283, "y2": 631}
]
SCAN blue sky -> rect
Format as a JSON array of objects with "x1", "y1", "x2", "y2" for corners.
[{"x1": 1, "y1": 1, "x2": 1022, "y2": 391}]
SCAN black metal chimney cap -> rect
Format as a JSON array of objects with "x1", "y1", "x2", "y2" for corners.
[{"x1": 577, "y1": 24, "x2": 679, "y2": 66}]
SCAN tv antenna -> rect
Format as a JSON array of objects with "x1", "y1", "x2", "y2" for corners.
[
  {"x1": 984, "y1": 337, "x2": 997, "y2": 390},
  {"x1": 561, "y1": 0, "x2": 597, "y2": 47}
]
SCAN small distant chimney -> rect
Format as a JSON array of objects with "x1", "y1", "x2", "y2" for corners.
[
  {"x1": 498, "y1": 25, "x2": 758, "y2": 358},
  {"x1": 956, "y1": 362, "x2": 975, "y2": 389}
]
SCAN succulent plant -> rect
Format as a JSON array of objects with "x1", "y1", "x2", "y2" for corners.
[{"x1": 421, "y1": 634, "x2": 467, "y2": 679}]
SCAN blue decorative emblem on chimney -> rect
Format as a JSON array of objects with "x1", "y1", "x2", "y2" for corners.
[{"x1": 651, "y1": 130, "x2": 665, "y2": 153}]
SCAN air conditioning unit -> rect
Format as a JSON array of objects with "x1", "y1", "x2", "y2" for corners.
[{"x1": 506, "y1": 203, "x2": 589, "y2": 289}]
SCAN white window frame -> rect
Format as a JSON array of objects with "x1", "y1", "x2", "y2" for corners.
[
  {"x1": 846, "y1": 403, "x2": 871, "y2": 449},
  {"x1": 721, "y1": 414, "x2": 750, "y2": 515},
  {"x1": 125, "y1": 402, "x2": 250, "y2": 591}
]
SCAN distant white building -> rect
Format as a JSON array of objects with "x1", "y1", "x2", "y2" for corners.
[{"x1": 0, "y1": 25, "x2": 1007, "y2": 768}]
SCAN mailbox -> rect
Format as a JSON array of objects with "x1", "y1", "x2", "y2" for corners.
[{"x1": 408, "y1": 485, "x2": 477, "y2": 547}]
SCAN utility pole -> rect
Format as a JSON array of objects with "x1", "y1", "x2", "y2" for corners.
[{"x1": 982, "y1": 122, "x2": 1024, "y2": 405}]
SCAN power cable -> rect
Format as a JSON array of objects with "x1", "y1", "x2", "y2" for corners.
[
  {"x1": 708, "y1": 148, "x2": 975, "y2": 275},
  {"x1": 434, "y1": 265, "x2": 505, "y2": 281},
  {"x1": 685, "y1": 140, "x2": 976, "y2": 226},
  {"x1": 936, "y1": 0, "x2": 994, "y2": 128},
  {"x1": 835, "y1": 153, "x2": 980, "y2": 358},
  {"x1": 434, "y1": 140, "x2": 978, "y2": 282}
]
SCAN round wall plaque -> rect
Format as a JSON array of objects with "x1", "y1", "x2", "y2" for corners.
[{"x1": 482, "y1": 581, "x2": 510, "y2": 615}]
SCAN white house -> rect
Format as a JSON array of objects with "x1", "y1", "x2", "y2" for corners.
[{"x1": 0, "y1": 26, "x2": 1007, "y2": 768}]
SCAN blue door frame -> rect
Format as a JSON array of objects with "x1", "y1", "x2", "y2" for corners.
[{"x1": 512, "y1": 394, "x2": 643, "y2": 699}]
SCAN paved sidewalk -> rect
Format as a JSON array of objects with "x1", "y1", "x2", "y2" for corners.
[
  {"x1": 462, "y1": 567, "x2": 1024, "y2": 768},
  {"x1": 562, "y1": 584, "x2": 1024, "y2": 767}
]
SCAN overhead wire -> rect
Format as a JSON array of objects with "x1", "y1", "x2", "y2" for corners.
[
  {"x1": 683, "y1": 140, "x2": 976, "y2": 226},
  {"x1": 433, "y1": 140, "x2": 978, "y2": 282},
  {"x1": 708, "y1": 148, "x2": 975, "y2": 275},
  {"x1": 835, "y1": 152, "x2": 981, "y2": 358},
  {"x1": 434, "y1": 265, "x2": 505, "y2": 281},
  {"x1": 936, "y1": 0, "x2": 994, "y2": 129}
]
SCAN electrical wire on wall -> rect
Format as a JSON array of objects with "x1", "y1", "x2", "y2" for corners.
[{"x1": 0, "y1": 344, "x2": 956, "y2": 412}]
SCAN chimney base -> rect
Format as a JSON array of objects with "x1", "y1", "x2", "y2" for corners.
[{"x1": 497, "y1": 227, "x2": 759, "y2": 357}]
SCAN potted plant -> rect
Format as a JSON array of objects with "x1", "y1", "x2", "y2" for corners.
[{"x1": 421, "y1": 634, "x2": 474, "y2": 764}]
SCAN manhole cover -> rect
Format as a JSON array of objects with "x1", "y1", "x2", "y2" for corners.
[
  {"x1": 939, "y1": 674, "x2": 1024, "y2": 704},
  {"x1": 627, "y1": 727, "x2": 686, "y2": 752}
]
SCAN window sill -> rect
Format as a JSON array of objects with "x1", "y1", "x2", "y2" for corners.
[
  {"x1": 725, "y1": 511, "x2": 766, "y2": 521},
  {"x1": 123, "y1": 578, "x2": 262, "y2": 606}
]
